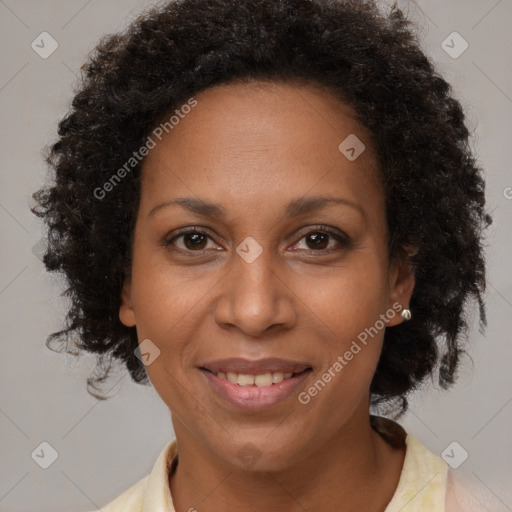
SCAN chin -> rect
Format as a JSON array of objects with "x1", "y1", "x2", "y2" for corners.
[{"x1": 221, "y1": 436, "x2": 305, "y2": 474}]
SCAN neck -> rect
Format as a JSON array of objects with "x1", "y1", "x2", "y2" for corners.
[{"x1": 168, "y1": 413, "x2": 406, "y2": 512}]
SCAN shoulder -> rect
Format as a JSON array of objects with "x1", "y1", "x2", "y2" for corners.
[
  {"x1": 383, "y1": 430, "x2": 508, "y2": 512},
  {"x1": 445, "y1": 468, "x2": 510, "y2": 512},
  {"x1": 97, "y1": 438, "x2": 178, "y2": 512},
  {"x1": 384, "y1": 433, "x2": 448, "y2": 512},
  {"x1": 99, "y1": 474, "x2": 148, "y2": 512}
]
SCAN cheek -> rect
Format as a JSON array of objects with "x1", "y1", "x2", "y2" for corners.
[
  {"x1": 129, "y1": 241, "x2": 209, "y2": 336},
  {"x1": 127, "y1": 245, "x2": 201, "y2": 385},
  {"x1": 128, "y1": 255, "x2": 200, "y2": 407},
  {"x1": 306, "y1": 254, "x2": 389, "y2": 335},
  {"x1": 305, "y1": 256, "x2": 389, "y2": 390}
]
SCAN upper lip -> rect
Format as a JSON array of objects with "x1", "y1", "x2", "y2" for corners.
[{"x1": 200, "y1": 357, "x2": 312, "y2": 375}]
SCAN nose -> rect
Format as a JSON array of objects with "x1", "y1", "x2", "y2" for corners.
[{"x1": 213, "y1": 246, "x2": 297, "y2": 337}]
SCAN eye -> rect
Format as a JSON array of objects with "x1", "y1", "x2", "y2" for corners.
[
  {"x1": 291, "y1": 226, "x2": 350, "y2": 253},
  {"x1": 165, "y1": 228, "x2": 219, "y2": 252},
  {"x1": 164, "y1": 225, "x2": 350, "y2": 255}
]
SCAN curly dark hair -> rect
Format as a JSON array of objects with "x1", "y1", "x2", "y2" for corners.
[{"x1": 31, "y1": 0, "x2": 491, "y2": 413}]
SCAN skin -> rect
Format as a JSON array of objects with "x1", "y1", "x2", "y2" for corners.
[{"x1": 120, "y1": 80, "x2": 416, "y2": 512}]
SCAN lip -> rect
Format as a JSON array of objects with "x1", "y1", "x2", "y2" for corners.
[
  {"x1": 200, "y1": 367, "x2": 312, "y2": 411},
  {"x1": 199, "y1": 357, "x2": 312, "y2": 375}
]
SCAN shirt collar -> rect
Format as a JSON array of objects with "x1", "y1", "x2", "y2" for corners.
[
  {"x1": 384, "y1": 434, "x2": 447, "y2": 511},
  {"x1": 142, "y1": 438, "x2": 178, "y2": 511},
  {"x1": 141, "y1": 434, "x2": 447, "y2": 512}
]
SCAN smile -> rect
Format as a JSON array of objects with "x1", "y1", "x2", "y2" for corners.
[
  {"x1": 210, "y1": 370, "x2": 297, "y2": 386},
  {"x1": 199, "y1": 367, "x2": 312, "y2": 410}
]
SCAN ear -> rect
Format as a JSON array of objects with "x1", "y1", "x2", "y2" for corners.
[
  {"x1": 119, "y1": 277, "x2": 136, "y2": 327},
  {"x1": 386, "y1": 250, "x2": 416, "y2": 327}
]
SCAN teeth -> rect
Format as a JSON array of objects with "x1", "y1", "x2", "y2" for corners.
[
  {"x1": 216, "y1": 371, "x2": 296, "y2": 386},
  {"x1": 226, "y1": 372, "x2": 238, "y2": 384},
  {"x1": 254, "y1": 373, "x2": 272, "y2": 386},
  {"x1": 238, "y1": 374, "x2": 256, "y2": 386}
]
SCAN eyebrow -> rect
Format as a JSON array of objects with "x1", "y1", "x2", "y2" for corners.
[{"x1": 148, "y1": 195, "x2": 364, "y2": 219}]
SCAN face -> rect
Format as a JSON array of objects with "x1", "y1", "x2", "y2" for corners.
[{"x1": 120, "y1": 80, "x2": 414, "y2": 471}]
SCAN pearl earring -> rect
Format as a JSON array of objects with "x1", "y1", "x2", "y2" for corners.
[{"x1": 401, "y1": 308, "x2": 411, "y2": 321}]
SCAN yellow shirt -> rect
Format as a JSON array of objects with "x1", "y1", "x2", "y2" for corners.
[{"x1": 98, "y1": 434, "x2": 487, "y2": 511}]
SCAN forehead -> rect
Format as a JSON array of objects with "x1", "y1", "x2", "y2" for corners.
[{"x1": 139, "y1": 80, "x2": 382, "y2": 217}]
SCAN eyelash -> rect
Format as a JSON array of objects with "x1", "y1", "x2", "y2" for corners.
[{"x1": 164, "y1": 225, "x2": 351, "y2": 255}]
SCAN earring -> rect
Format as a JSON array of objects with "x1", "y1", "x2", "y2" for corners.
[{"x1": 401, "y1": 308, "x2": 412, "y2": 321}]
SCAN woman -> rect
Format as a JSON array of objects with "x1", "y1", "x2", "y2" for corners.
[{"x1": 32, "y1": 0, "x2": 495, "y2": 510}]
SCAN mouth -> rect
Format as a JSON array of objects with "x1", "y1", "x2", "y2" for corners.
[
  {"x1": 199, "y1": 356, "x2": 312, "y2": 377},
  {"x1": 198, "y1": 359, "x2": 313, "y2": 411},
  {"x1": 200, "y1": 367, "x2": 311, "y2": 387}
]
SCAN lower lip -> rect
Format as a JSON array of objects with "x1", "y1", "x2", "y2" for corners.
[{"x1": 200, "y1": 368, "x2": 312, "y2": 411}]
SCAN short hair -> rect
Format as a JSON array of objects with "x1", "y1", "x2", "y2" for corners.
[{"x1": 32, "y1": 0, "x2": 491, "y2": 414}]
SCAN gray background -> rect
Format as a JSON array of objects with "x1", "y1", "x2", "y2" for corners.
[{"x1": 0, "y1": 0, "x2": 511, "y2": 511}]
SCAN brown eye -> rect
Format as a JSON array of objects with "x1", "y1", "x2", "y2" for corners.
[
  {"x1": 305, "y1": 232, "x2": 330, "y2": 250},
  {"x1": 182, "y1": 232, "x2": 208, "y2": 250},
  {"x1": 165, "y1": 229, "x2": 216, "y2": 252},
  {"x1": 291, "y1": 227, "x2": 351, "y2": 253}
]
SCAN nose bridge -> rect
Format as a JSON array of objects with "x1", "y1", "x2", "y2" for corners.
[
  {"x1": 214, "y1": 238, "x2": 295, "y2": 335},
  {"x1": 236, "y1": 244, "x2": 276, "y2": 297}
]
